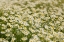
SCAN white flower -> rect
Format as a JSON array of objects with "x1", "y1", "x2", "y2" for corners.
[
  {"x1": 18, "y1": 26, "x2": 23, "y2": 29},
  {"x1": 51, "y1": 14, "x2": 56, "y2": 18},
  {"x1": 21, "y1": 37, "x2": 27, "y2": 41},
  {"x1": 11, "y1": 37, "x2": 16, "y2": 42},
  {"x1": 7, "y1": 23, "x2": 11, "y2": 26},
  {"x1": 29, "y1": 39, "x2": 35, "y2": 42},
  {"x1": 45, "y1": 17, "x2": 50, "y2": 20},
  {"x1": 0, "y1": 16, "x2": 7, "y2": 21},
  {"x1": 56, "y1": 21, "x2": 60, "y2": 24},
  {"x1": 12, "y1": 37, "x2": 16, "y2": 40},
  {"x1": 5, "y1": 28, "x2": 11, "y2": 32},
  {"x1": 59, "y1": 26, "x2": 64, "y2": 30},
  {"x1": 23, "y1": 21, "x2": 29, "y2": 26},
  {"x1": 10, "y1": 11, "x2": 14, "y2": 14},
  {"x1": 33, "y1": 35, "x2": 39, "y2": 40},
  {"x1": 5, "y1": 33, "x2": 10, "y2": 36},
  {"x1": 1, "y1": 24, "x2": 6, "y2": 29},
  {"x1": 21, "y1": 30, "x2": 30, "y2": 35},
  {"x1": 31, "y1": 8, "x2": 36, "y2": 12},
  {"x1": 2, "y1": 39, "x2": 8, "y2": 42},
  {"x1": 1, "y1": 31, "x2": 6, "y2": 34},
  {"x1": 4, "y1": 13, "x2": 8, "y2": 16},
  {"x1": 35, "y1": 23, "x2": 40, "y2": 28},
  {"x1": 48, "y1": 34, "x2": 53, "y2": 38},
  {"x1": 59, "y1": 17, "x2": 63, "y2": 20},
  {"x1": 29, "y1": 28, "x2": 36, "y2": 33},
  {"x1": 49, "y1": 40, "x2": 54, "y2": 42},
  {"x1": 44, "y1": 25, "x2": 49, "y2": 29},
  {"x1": 53, "y1": 32, "x2": 59, "y2": 38},
  {"x1": 7, "y1": 23, "x2": 12, "y2": 27},
  {"x1": 3, "y1": 40, "x2": 8, "y2": 42},
  {"x1": 49, "y1": 22, "x2": 54, "y2": 26},
  {"x1": 45, "y1": 36, "x2": 50, "y2": 41}
]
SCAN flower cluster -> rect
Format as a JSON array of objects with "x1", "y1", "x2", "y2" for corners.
[{"x1": 0, "y1": 0, "x2": 64, "y2": 42}]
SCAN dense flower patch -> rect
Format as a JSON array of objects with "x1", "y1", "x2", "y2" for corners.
[{"x1": 0, "y1": 0, "x2": 64, "y2": 42}]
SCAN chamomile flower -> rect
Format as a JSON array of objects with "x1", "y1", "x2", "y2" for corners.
[{"x1": 21, "y1": 37, "x2": 27, "y2": 41}]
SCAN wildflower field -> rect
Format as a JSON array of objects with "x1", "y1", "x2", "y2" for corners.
[{"x1": 0, "y1": 0, "x2": 64, "y2": 42}]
